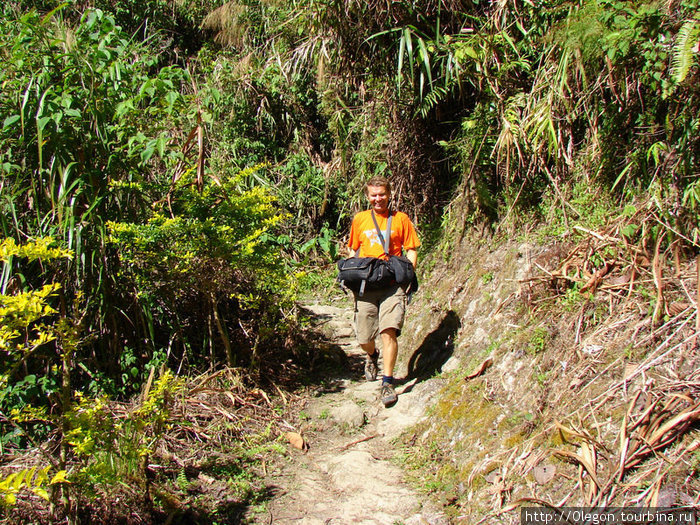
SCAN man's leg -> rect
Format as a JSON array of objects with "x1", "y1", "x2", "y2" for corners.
[
  {"x1": 377, "y1": 286, "x2": 405, "y2": 380},
  {"x1": 359, "y1": 341, "x2": 376, "y2": 355},
  {"x1": 376, "y1": 286, "x2": 405, "y2": 407},
  {"x1": 360, "y1": 340, "x2": 379, "y2": 381},
  {"x1": 380, "y1": 328, "x2": 398, "y2": 378},
  {"x1": 355, "y1": 293, "x2": 380, "y2": 381},
  {"x1": 379, "y1": 328, "x2": 399, "y2": 407}
]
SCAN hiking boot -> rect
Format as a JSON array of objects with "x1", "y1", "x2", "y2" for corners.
[
  {"x1": 364, "y1": 351, "x2": 379, "y2": 381},
  {"x1": 380, "y1": 383, "x2": 398, "y2": 407}
]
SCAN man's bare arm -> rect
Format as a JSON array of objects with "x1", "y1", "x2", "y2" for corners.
[{"x1": 406, "y1": 249, "x2": 417, "y2": 267}]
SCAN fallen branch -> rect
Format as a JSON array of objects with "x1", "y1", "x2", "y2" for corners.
[{"x1": 336, "y1": 434, "x2": 378, "y2": 451}]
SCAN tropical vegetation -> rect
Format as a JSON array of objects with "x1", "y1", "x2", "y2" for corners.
[{"x1": 0, "y1": 0, "x2": 698, "y2": 521}]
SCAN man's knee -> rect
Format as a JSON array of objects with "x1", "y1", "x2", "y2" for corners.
[{"x1": 380, "y1": 327, "x2": 397, "y2": 339}]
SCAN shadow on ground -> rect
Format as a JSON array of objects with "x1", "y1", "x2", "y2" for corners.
[
  {"x1": 294, "y1": 306, "x2": 461, "y2": 394},
  {"x1": 404, "y1": 310, "x2": 460, "y2": 385},
  {"x1": 292, "y1": 304, "x2": 365, "y2": 394}
]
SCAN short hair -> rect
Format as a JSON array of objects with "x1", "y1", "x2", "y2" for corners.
[{"x1": 364, "y1": 176, "x2": 392, "y2": 195}]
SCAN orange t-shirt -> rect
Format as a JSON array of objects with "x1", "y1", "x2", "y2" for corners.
[{"x1": 348, "y1": 210, "x2": 420, "y2": 259}]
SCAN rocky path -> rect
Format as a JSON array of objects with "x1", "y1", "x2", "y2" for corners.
[{"x1": 253, "y1": 302, "x2": 449, "y2": 525}]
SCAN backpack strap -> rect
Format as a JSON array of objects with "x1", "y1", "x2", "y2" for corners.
[{"x1": 371, "y1": 210, "x2": 392, "y2": 256}]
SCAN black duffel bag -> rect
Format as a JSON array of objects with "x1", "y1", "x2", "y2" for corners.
[
  {"x1": 388, "y1": 255, "x2": 419, "y2": 294},
  {"x1": 337, "y1": 257, "x2": 393, "y2": 296}
]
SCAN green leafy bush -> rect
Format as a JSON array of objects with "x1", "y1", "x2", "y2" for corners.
[
  {"x1": 0, "y1": 238, "x2": 72, "y2": 421},
  {"x1": 66, "y1": 370, "x2": 181, "y2": 487},
  {"x1": 107, "y1": 164, "x2": 293, "y2": 367}
]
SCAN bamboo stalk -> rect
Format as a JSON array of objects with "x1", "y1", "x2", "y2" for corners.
[
  {"x1": 652, "y1": 230, "x2": 666, "y2": 325},
  {"x1": 210, "y1": 294, "x2": 234, "y2": 367},
  {"x1": 695, "y1": 254, "x2": 699, "y2": 348}
]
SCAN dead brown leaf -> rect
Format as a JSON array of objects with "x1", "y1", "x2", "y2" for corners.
[
  {"x1": 285, "y1": 431, "x2": 307, "y2": 451},
  {"x1": 667, "y1": 302, "x2": 690, "y2": 316},
  {"x1": 533, "y1": 464, "x2": 556, "y2": 484}
]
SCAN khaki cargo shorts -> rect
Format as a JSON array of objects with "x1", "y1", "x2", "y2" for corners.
[{"x1": 354, "y1": 284, "x2": 406, "y2": 344}]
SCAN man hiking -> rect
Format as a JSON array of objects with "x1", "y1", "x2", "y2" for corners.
[{"x1": 347, "y1": 176, "x2": 420, "y2": 407}]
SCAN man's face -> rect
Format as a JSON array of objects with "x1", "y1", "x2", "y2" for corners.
[{"x1": 366, "y1": 185, "x2": 390, "y2": 213}]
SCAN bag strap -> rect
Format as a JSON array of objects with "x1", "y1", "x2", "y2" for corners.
[{"x1": 371, "y1": 210, "x2": 392, "y2": 256}]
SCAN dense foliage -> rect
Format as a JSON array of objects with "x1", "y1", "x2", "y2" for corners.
[
  {"x1": 0, "y1": 0, "x2": 698, "y2": 521},
  {"x1": 193, "y1": 0, "x2": 700, "y2": 242}
]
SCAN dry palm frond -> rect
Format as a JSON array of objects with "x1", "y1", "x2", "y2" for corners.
[
  {"x1": 202, "y1": 2, "x2": 248, "y2": 48},
  {"x1": 493, "y1": 93, "x2": 526, "y2": 182},
  {"x1": 532, "y1": 387, "x2": 700, "y2": 508},
  {"x1": 286, "y1": 35, "x2": 333, "y2": 80},
  {"x1": 594, "y1": 394, "x2": 700, "y2": 505},
  {"x1": 554, "y1": 420, "x2": 606, "y2": 450},
  {"x1": 553, "y1": 446, "x2": 600, "y2": 488}
]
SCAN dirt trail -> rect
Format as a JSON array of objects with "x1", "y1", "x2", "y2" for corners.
[{"x1": 252, "y1": 302, "x2": 449, "y2": 525}]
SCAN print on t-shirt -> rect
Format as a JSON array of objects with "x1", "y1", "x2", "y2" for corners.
[{"x1": 363, "y1": 229, "x2": 384, "y2": 248}]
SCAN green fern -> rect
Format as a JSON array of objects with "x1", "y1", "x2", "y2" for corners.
[
  {"x1": 417, "y1": 85, "x2": 449, "y2": 118},
  {"x1": 176, "y1": 468, "x2": 188, "y2": 492},
  {"x1": 670, "y1": 17, "x2": 700, "y2": 84}
]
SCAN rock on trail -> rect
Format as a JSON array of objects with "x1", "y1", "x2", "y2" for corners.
[{"x1": 253, "y1": 303, "x2": 449, "y2": 525}]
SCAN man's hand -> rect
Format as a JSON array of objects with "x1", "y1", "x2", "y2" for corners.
[{"x1": 406, "y1": 249, "x2": 417, "y2": 268}]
